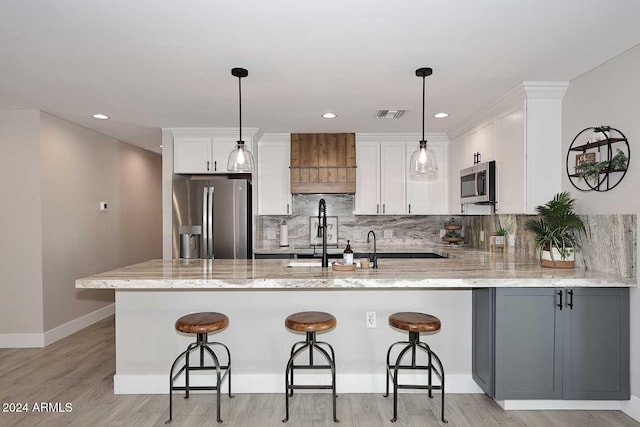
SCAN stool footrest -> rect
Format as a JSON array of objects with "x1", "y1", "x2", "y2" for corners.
[{"x1": 287, "y1": 385, "x2": 333, "y2": 390}]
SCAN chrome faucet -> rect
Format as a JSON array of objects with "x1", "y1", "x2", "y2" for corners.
[
  {"x1": 317, "y1": 199, "x2": 329, "y2": 267},
  {"x1": 367, "y1": 230, "x2": 378, "y2": 269}
]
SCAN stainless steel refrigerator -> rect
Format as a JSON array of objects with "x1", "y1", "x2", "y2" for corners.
[{"x1": 172, "y1": 176, "x2": 252, "y2": 259}]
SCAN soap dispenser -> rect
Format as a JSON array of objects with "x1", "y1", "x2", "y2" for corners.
[{"x1": 343, "y1": 240, "x2": 354, "y2": 265}]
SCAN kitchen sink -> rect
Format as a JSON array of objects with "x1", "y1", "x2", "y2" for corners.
[{"x1": 286, "y1": 261, "x2": 323, "y2": 268}]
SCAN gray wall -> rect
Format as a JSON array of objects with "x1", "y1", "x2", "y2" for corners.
[
  {"x1": 0, "y1": 109, "x2": 44, "y2": 334},
  {"x1": 561, "y1": 44, "x2": 640, "y2": 401},
  {"x1": 40, "y1": 112, "x2": 162, "y2": 331},
  {"x1": 0, "y1": 109, "x2": 162, "y2": 340}
]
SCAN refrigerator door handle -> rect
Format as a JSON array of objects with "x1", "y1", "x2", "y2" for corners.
[
  {"x1": 202, "y1": 187, "x2": 208, "y2": 258},
  {"x1": 208, "y1": 187, "x2": 214, "y2": 259}
]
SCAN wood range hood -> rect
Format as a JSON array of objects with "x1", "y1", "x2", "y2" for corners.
[{"x1": 290, "y1": 133, "x2": 356, "y2": 194}]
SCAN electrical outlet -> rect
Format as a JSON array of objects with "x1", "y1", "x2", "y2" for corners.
[
  {"x1": 366, "y1": 311, "x2": 377, "y2": 328},
  {"x1": 353, "y1": 229, "x2": 362, "y2": 240},
  {"x1": 266, "y1": 230, "x2": 276, "y2": 240},
  {"x1": 508, "y1": 234, "x2": 516, "y2": 247},
  {"x1": 383, "y1": 230, "x2": 393, "y2": 239},
  {"x1": 480, "y1": 230, "x2": 485, "y2": 242},
  {"x1": 439, "y1": 229, "x2": 446, "y2": 238}
]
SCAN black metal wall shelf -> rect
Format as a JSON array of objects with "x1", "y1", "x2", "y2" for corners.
[{"x1": 566, "y1": 127, "x2": 630, "y2": 192}]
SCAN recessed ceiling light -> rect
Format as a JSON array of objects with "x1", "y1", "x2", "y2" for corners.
[
  {"x1": 434, "y1": 112, "x2": 449, "y2": 118},
  {"x1": 322, "y1": 112, "x2": 337, "y2": 119},
  {"x1": 93, "y1": 114, "x2": 109, "y2": 120}
]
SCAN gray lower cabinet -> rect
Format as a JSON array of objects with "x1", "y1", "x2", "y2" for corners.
[{"x1": 472, "y1": 287, "x2": 629, "y2": 400}]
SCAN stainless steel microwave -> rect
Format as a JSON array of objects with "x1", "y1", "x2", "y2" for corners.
[{"x1": 460, "y1": 161, "x2": 496, "y2": 204}]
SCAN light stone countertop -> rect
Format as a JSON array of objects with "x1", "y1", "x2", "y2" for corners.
[{"x1": 75, "y1": 248, "x2": 636, "y2": 290}]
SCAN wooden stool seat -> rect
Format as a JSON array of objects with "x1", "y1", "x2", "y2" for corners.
[
  {"x1": 175, "y1": 312, "x2": 229, "y2": 334},
  {"x1": 285, "y1": 311, "x2": 336, "y2": 332},
  {"x1": 389, "y1": 312, "x2": 441, "y2": 333}
]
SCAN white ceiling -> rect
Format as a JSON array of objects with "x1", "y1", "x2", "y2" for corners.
[{"x1": 2, "y1": 0, "x2": 640, "y2": 153}]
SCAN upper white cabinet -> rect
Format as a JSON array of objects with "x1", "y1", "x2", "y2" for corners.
[
  {"x1": 495, "y1": 108, "x2": 525, "y2": 213},
  {"x1": 406, "y1": 141, "x2": 449, "y2": 214},
  {"x1": 257, "y1": 134, "x2": 292, "y2": 215},
  {"x1": 173, "y1": 129, "x2": 256, "y2": 174},
  {"x1": 355, "y1": 134, "x2": 449, "y2": 215},
  {"x1": 448, "y1": 82, "x2": 567, "y2": 214}
]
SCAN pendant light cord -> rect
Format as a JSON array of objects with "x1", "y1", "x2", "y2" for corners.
[
  {"x1": 422, "y1": 74, "x2": 425, "y2": 144},
  {"x1": 238, "y1": 74, "x2": 243, "y2": 144}
]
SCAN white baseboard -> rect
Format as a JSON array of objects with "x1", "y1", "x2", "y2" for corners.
[
  {"x1": 44, "y1": 304, "x2": 114, "y2": 346},
  {"x1": 622, "y1": 395, "x2": 640, "y2": 422},
  {"x1": 114, "y1": 373, "x2": 483, "y2": 395},
  {"x1": 0, "y1": 332, "x2": 44, "y2": 348},
  {"x1": 497, "y1": 399, "x2": 622, "y2": 411},
  {"x1": 0, "y1": 304, "x2": 114, "y2": 348}
]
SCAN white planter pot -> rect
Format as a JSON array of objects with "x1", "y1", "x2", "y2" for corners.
[{"x1": 541, "y1": 247, "x2": 575, "y2": 268}]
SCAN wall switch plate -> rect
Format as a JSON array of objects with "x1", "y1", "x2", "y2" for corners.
[
  {"x1": 508, "y1": 234, "x2": 516, "y2": 247},
  {"x1": 266, "y1": 230, "x2": 276, "y2": 240},
  {"x1": 480, "y1": 230, "x2": 485, "y2": 242},
  {"x1": 366, "y1": 311, "x2": 376, "y2": 328},
  {"x1": 383, "y1": 230, "x2": 393, "y2": 239},
  {"x1": 99, "y1": 201, "x2": 108, "y2": 211},
  {"x1": 353, "y1": 229, "x2": 362, "y2": 240},
  {"x1": 439, "y1": 229, "x2": 446, "y2": 238}
]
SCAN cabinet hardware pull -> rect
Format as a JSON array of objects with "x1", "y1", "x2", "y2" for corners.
[
  {"x1": 377, "y1": 204, "x2": 379, "y2": 214},
  {"x1": 286, "y1": 203, "x2": 289, "y2": 214},
  {"x1": 408, "y1": 204, "x2": 411, "y2": 214},
  {"x1": 477, "y1": 152, "x2": 481, "y2": 163},
  {"x1": 207, "y1": 160, "x2": 210, "y2": 171},
  {"x1": 567, "y1": 289, "x2": 574, "y2": 309},
  {"x1": 383, "y1": 204, "x2": 386, "y2": 214},
  {"x1": 557, "y1": 290, "x2": 563, "y2": 310},
  {"x1": 214, "y1": 160, "x2": 217, "y2": 171}
]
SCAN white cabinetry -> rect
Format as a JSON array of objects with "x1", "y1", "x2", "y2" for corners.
[
  {"x1": 495, "y1": 108, "x2": 525, "y2": 213},
  {"x1": 449, "y1": 135, "x2": 466, "y2": 214},
  {"x1": 448, "y1": 81, "x2": 567, "y2": 214},
  {"x1": 355, "y1": 134, "x2": 449, "y2": 215},
  {"x1": 406, "y1": 141, "x2": 448, "y2": 214},
  {"x1": 173, "y1": 129, "x2": 255, "y2": 174},
  {"x1": 257, "y1": 135, "x2": 292, "y2": 215}
]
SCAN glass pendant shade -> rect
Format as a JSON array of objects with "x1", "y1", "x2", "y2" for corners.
[
  {"x1": 227, "y1": 142, "x2": 254, "y2": 172},
  {"x1": 410, "y1": 67, "x2": 438, "y2": 180},
  {"x1": 228, "y1": 67, "x2": 254, "y2": 172},
  {"x1": 409, "y1": 141, "x2": 438, "y2": 180}
]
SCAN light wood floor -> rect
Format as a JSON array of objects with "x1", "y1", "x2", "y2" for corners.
[{"x1": 0, "y1": 316, "x2": 638, "y2": 427}]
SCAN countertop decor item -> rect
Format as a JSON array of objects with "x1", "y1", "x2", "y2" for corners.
[
  {"x1": 442, "y1": 218, "x2": 463, "y2": 244},
  {"x1": 566, "y1": 126, "x2": 630, "y2": 192},
  {"x1": 524, "y1": 191, "x2": 585, "y2": 268},
  {"x1": 331, "y1": 261, "x2": 357, "y2": 271}
]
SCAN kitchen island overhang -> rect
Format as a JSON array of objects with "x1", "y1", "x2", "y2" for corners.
[{"x1": 75, "y1": 252, "x2": 635, "y2": 398}]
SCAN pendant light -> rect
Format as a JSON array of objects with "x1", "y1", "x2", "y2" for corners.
[
  {"x1": 227, "y1": 67, "x2": 254, "y2": 172},
  {"x1": 409, "y1": 67, "x2": 438, "y2": 180}
]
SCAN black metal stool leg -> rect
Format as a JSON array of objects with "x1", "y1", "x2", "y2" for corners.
[{"x1": 283, "y1": 332, "x2": 339, "y2": 423}]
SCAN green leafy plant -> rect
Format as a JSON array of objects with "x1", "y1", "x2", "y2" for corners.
[
  {"x1": 610, "y1": 149, "x2": 628, "y2": 171},
  {"x1": 444, "y1": 230, "x2": 461, "y2": 238},
  {"x1": 524, "y1": 192, "x2": 585, "y2": 261},
  {"x1": 593, "y1": 125, "x2": 611, "y2": 134},
  {"x1": 494, "y1": 228, "x2": 507, "y2": 236}
]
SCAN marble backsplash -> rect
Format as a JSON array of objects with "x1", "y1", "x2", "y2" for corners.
[
  {"x1": 464, "y1": 214, "x2": 636, "y2": 278},
  {"x1": 256, "y1": 195, "x2": 636, "y2": 277},
  {"x1": 256, "y1": 194, "x2": 463, "y2": 250}
]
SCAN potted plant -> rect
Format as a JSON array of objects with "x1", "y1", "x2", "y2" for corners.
[{"x1": 524, "y1": 192, "x2": 585, "y2": 268}]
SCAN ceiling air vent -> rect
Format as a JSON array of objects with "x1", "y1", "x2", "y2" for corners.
[{"x1": 375, "y1": 109, "x2": 406, "y2": 119}]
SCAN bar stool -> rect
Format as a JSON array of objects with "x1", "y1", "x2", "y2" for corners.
[
  {"x1": 166, "y1": 312, "x2": 232, "y2": 424},
  {"x1": 383, "y1": 312, "x2": 447, "y2": 423},
  {"x1": 283, "y1": 311, "x2": 339, "y2": 423}
]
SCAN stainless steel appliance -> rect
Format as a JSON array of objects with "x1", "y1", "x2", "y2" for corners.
[
  {"x1": 172, "y1": 176, "x2": 252, "y2": 259},
  {"x1": 460, "y1": 160, "x2": 496, "y2": 204}
]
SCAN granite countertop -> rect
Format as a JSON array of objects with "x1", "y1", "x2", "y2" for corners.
[{"x1": 75, "y1": 248, "x2": 636, "y2": 290}]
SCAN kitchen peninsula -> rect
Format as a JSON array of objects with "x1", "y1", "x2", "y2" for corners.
[{"x1": 76, "y1": 248, "x2": 635, "y2": 407}]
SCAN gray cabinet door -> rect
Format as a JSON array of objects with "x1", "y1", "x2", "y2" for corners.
[
  {"x1": 472, "y1": 288, "x2": 495, "y2": 396},
  {"x1": 562, "y1": 288, "x2": 630, "y2": 399},
  {"x1": 494, "y1": 288, "x2": 563, "y2": 400}
]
